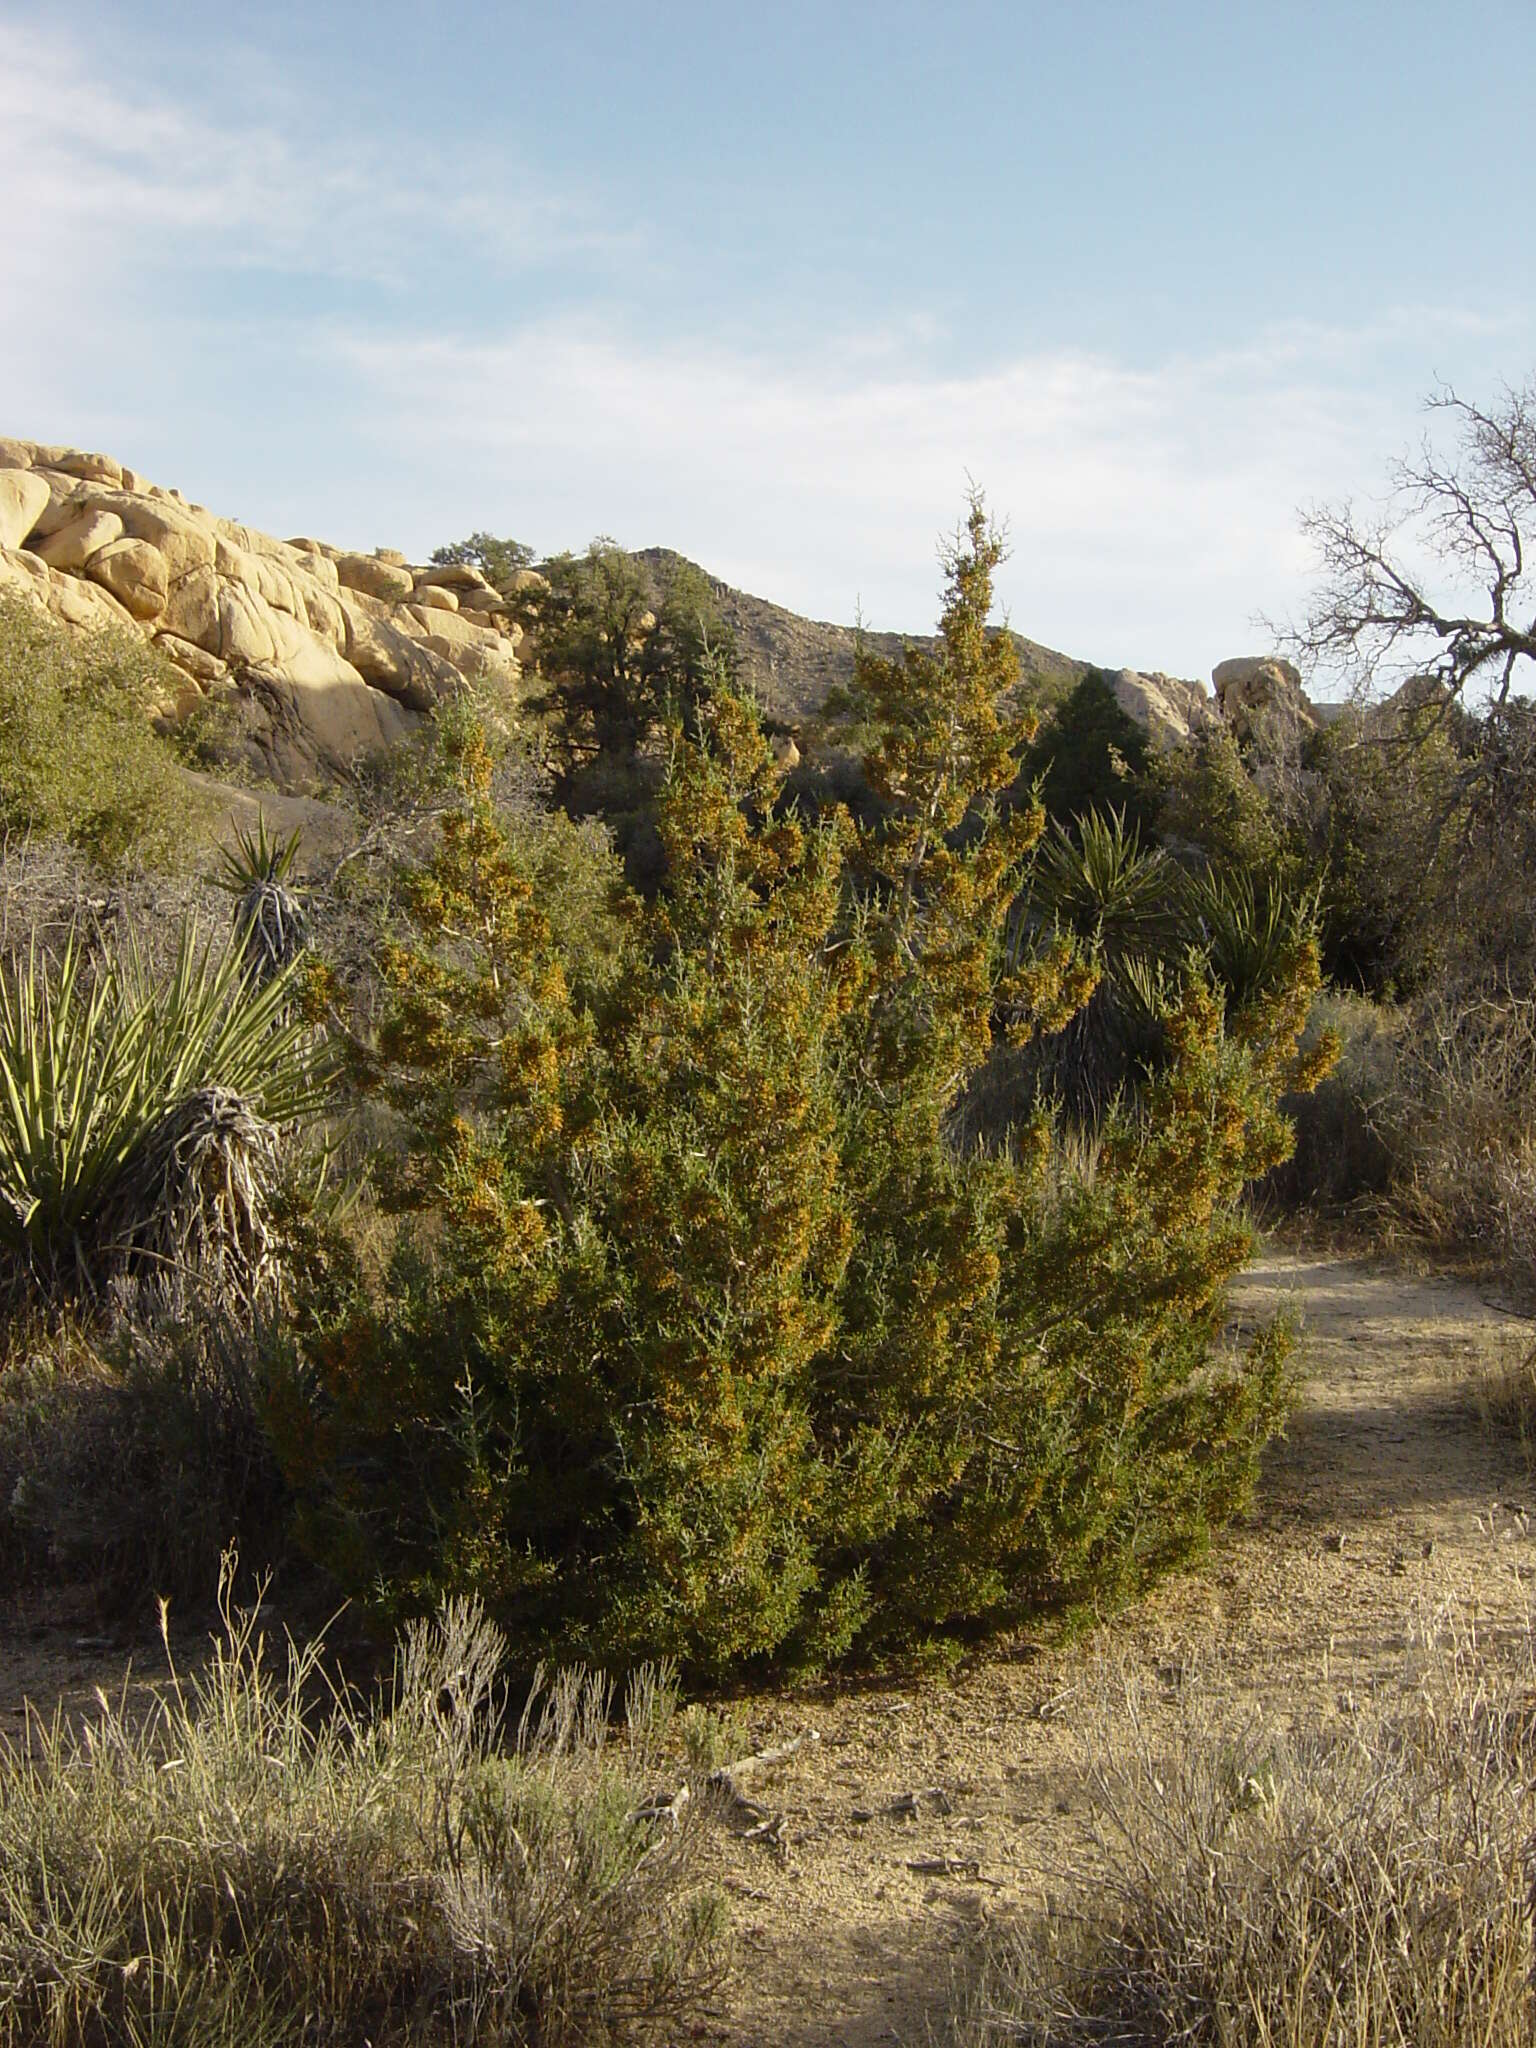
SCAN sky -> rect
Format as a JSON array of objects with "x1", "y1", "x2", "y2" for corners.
[{"x1": 1, "y1": 1, "x2": 1531, "y2": 690}]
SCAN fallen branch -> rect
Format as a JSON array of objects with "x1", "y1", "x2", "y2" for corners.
[
  {"x1": 709, "y1": 1730, "x2": 819, "y2": 1806},
  {"x1": 631, "y1": 1783, "x2": 691, "y2": 1829},
  {"x1": 908, "y1": 1854, "x2": 1003, "y2": 1887}
]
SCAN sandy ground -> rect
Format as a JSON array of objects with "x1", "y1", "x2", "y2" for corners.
[
  {"x1": 690, "y1": 1252, "x2": 1536, "y2": 2047},
  {"x1": 2, "y1": 1250, "x2": 1532, "y2": 2046}
]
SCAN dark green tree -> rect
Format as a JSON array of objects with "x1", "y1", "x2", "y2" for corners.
[
  {"x1": 533, "y1": 543, "x2": 737, "y2": 888},
  {"x1": 1023, "y1": 668, "x2": 1157, "y2": 836},
  {"x1": 429, "y1": 532, "x2": 535, "y2": 587}
]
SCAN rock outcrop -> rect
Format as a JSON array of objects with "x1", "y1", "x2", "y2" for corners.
[
  {"x1": 1211, "y1": 654, "x2": 1320, "y2": 749},
  {"x1": 1109, "y1": 668, "x2": 1212, "y2": 749},
  {"x1": 0, "y1": 437, "x2": 528, "y2": 785}
]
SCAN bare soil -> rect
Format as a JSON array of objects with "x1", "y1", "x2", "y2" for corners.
[
  {"x1": 2, "y1": 1250, "x2": 1532, "y2": 2047},
  {"x1": 692, "y1": 1252, "x2": 1536, "y2": 2046}
]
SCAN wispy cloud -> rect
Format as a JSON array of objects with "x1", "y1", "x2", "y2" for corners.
[
  {"x1": 324, "y1": 311, "x2": 1502, "y2": 681},
  {"x1": 0, "y1": 21, "x2": 627, "y2": 296},
  {"x1": 0, "y1": 19, "x2": 1519, "y2": 686}
]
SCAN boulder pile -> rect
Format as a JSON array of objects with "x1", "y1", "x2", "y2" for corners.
[
  {"x1": 0, "y1": 437, "x2": 533, "y2": 784},
  {"x1": 0, "y1": 435, "x2": 1328, "y2": 791},
  {"x1": 1211, "y1": 654, "x2": 1320, "y2": 749},
  {"x1": 1108, "y1": 668, "x2": 1214, "y2": 749}
]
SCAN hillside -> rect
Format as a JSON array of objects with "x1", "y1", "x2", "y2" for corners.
[
  {"x1": 0, "y1": 434, "x2": 1315, "y2": 794},
  {"x1": 634, "y1": 546, "x2": 1092, "y2": 721}
]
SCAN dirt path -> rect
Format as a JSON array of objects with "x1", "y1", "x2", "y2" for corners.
[
  {"x1": 697, "y1": 1253, "x2": 1536, "y2": 2048},
  {"x1": 2, "y1": 1253, "x2": 1532, "y2": 2047}
]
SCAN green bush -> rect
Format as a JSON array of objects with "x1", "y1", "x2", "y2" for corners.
[
  {"x1": 276, "y1": 500, "x2": 1329, "y2": 1681},
  {"x1": 0, "y1": 596, "x2": 203, "y2": 869},
  {"x1": 1022, "y1": 667, "x2": 1157, "y2": 836},
  {"x1": 0, "y1": 1575, "x2": 723, "y2": 2046}
]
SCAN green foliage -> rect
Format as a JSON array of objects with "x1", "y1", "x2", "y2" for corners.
[
  {"x1": 533, "y1": 545, "x2": 737, "y2": 887},
  {"x1": 1002, "y1": 808, "x2": 1326, "y2": 1122},
  {"x1": 1023, "y1": 668, "x2": 1157, "y2": 836},
  {"x1": 1157, "y1": 723, "x2": 1288, "y2": 883},
  {"x1": 279, "y1": 497, "x2": 1326, "y2": 1681},
  {"x1": 430, "y1": 530, "x2": 535, "y2": 585},
  {"x1": 0, "y1": 1578, "x2": 723, "y2": 2046},
  {"x1": 0, "y1": 924, "x2": 332, "y2": 1307},
  {"x1": 0, "y1": 596, "x2": 205, "y2": 869}
]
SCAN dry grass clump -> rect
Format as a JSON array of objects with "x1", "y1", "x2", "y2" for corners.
[
  {"x1": 0, "y1": 1570, "x2": 724, "y2": 2047},
  {"x1": 955, "y1": 1616, "x2": 1536, "y2": 2047},
  {"x1": 1478, "y1": 1340, "x2": 1536, "y2": 1471},
  {"x1": 1377, "y1": 988, "x2": 1536, "y2": 1286},
  {"x1": 0, "y1": 1301, "x2": 293, "y2": 1605}
]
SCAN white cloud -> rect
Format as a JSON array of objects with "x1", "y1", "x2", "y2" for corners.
[
  {"x1": 0, "y1": 20, "x2": 623, "y2": 298},
  {"x1": 324, "y1": 312, "x2": 1501, "y2": 685},
  {"x1": 0, "y1": 19, "x2": 1521, "y2": 688}
]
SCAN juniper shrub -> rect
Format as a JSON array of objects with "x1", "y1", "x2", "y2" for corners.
[{"x1": 276, "y1": 500, "x2": 1331, "y2": 1679}]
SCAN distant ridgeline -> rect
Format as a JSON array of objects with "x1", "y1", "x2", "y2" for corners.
[{"x1": 0, "y1": 436, "x2": 1323, "y2": 793}]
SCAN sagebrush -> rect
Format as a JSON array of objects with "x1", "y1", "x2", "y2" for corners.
[{"x1": 0, "y1": 1572, "x2": 724, "y2": 2047}]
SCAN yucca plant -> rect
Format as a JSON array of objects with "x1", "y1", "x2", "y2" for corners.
[
  {"x1": 1183, "y1": 866, "x2": 1320, "y2": 1011},
  {"x1": 1023, "y1": 807, "x2": 1178, "y2": 961},
  {"x1": 216, "y1": 818, "x2": 309, "y2": 979},
  {"x1": 1010, "y1": 810, "x2": 1179, "y2": 1117},
  {"x1": 0, "y1": 922, "x2": 332, "y2": 1307}
]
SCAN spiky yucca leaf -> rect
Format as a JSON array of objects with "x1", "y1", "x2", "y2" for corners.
[
  {"x1": 0, "y1": 923, "x2": 332, "y2": 1301},
  {"x1": 1184, "y1": 868, "x2": 1320, "y2": 1010},
  {"x1": 1026, "y1": 808, "x2": 1178, "y2": 959},
  {"x1": 216, "y1": 819, "x2": 309, "y2": 977}
]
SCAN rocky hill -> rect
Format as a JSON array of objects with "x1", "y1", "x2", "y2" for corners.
[
  {"x1": 0, "y1": 436, "x2": 1318, "y2": 793},
  {"x1": 0, "y1": 437, "x2": 529, "y2": 787},
  {"x1": 633, "y1": 547, "x2": 1092, "y2": 720}
]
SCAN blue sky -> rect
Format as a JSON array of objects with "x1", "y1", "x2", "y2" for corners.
[{"x1": 2, "y1": 2, "x2": 1530, "y2": 688}]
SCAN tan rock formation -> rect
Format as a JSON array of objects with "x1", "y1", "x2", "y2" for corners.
[
  {"x1": 1212, "y1": 654, "x2": 1319, "y2": 748},
  {"x1": 335, "y1": 552, "x2": 415, "y2": 602},
  {"x1": 1110, "y1": 668, "x2": 1211, "y2": 749},
  {"x1": 0, "y1": 470, "x2": 49, "y2": 550},
  {"x1": 413, "y1": 562, "x2": 490, "y2": 594},
  {"x1": 33, "y1": 506, "x2": 124, "y2": 573},
  {"x1": 89, "y1": 537, "x2": 169, "y2": 621},
  {"x1": 0, "y1": 434, "x2": 528, "y2": 787},
  {"x1": 49, "y1": 450, "x2": 123, "y2": 487}
]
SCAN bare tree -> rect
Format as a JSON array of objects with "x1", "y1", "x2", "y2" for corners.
[{"x1": 1290, "y1": 380, "x2": 1536, "y2": 710}]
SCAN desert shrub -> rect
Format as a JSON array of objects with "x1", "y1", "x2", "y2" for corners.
[
  {"x1": 532, "y1": 543, "x2": 737, "y2": 890},
  {"x1": 1262, "y1": 987, "x2": 1401, "y2": 1214},
  {"x1": 280, "y1": 499, "x2": 1328, "y2": 1680},
  {"x1": 0, "y1": 922, "x2": 332, "y2": 1310},
  {"x1": 0, "y1": 1576, "x2": 723, "y2": 2047},
  {"x1": 1021, "y1": 667, "x2": 1157, "y2": 835},
  {"x1": 1479, "y1": 1340, "x2": 1536, "y2": 1467},
  {"x1": 0, "y1": 595, "x2": 202, "y2": 869},
  {"x1": 952, "y1": 1624, "x2": 1536, "y2": 2048},
  {"x1": 0, "y1": 1302, "x2": 293, "y2": 1606},
  {"x1": 1157, "y1": 721, "x2": 1289, "y2": 880},
  {"x1": 1373, "y1": 985, "x2": 1536, "y2": 1283}
]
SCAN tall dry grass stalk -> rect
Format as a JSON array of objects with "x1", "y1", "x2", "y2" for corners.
[
  {"x1": 0, "y1": 1566, "x2": 724, "y2": 2046},
  {"x1": 1380, "y1": 987, "x2": 1536, "y2": 1284},
  {"x1": 955, "y1": 1608, "x2": 1536, "y2": 2047}
]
